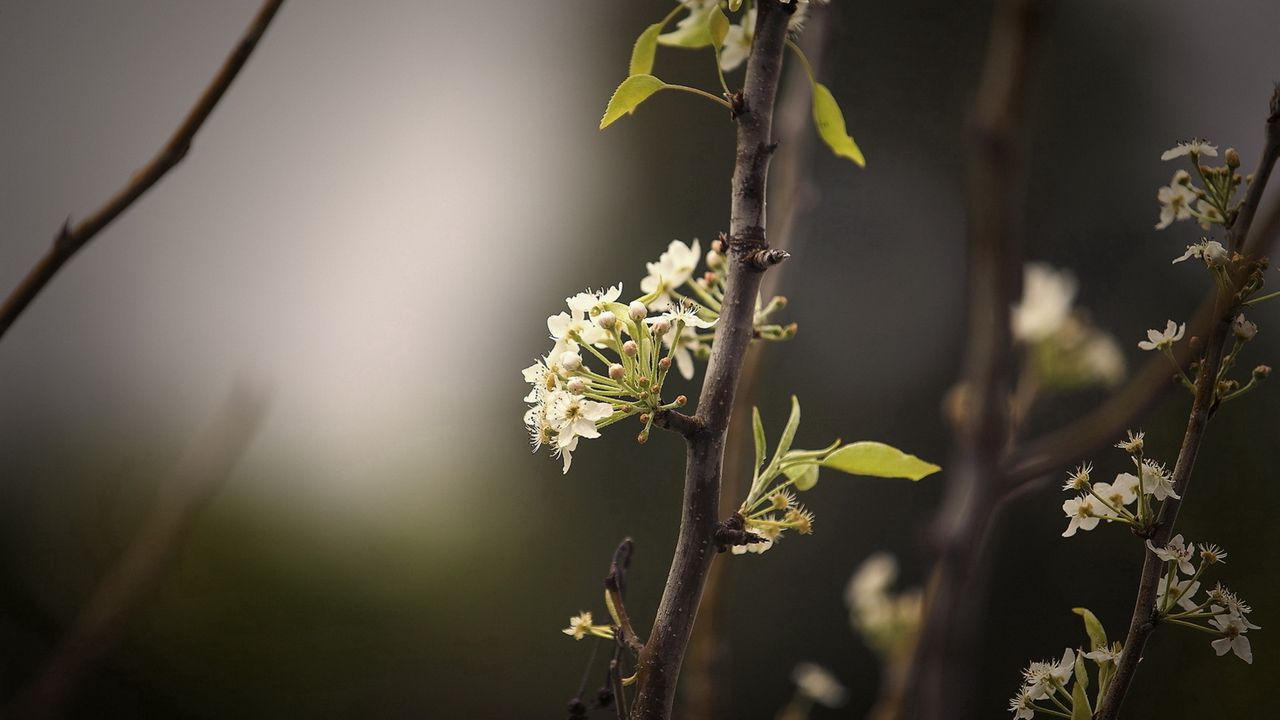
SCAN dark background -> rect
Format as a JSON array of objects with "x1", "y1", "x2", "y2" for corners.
[{"x1": 1, "y1": 0, "x2": 1277, "y2": 717}]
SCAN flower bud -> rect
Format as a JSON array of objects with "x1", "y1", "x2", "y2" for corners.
[
  {"x1": 622, "y1": 341, "x2": 638, "y2": 356},
  {"x1": 1226, "y1": 148, "x2": 1241, "y2": 168},
  {"x1": 608, "y1": 363, "x2": 625, "y2": 380},
  {"x1": 1173, "y1": 169, "x2": 1192, "y2": 185},
  {"x1": 596, "y1": 311, "x2": 616, "y2": 330},
  {"x1": 659, "y1": 357, "x2": 672, "y2": 370},
  {"x1": 1203, "y1": 241, "x2": 1229, "y2": 266},
  {"x1": 566, "y1": 377, "x2": 587, "y2": 394},
  {"x1": 1232, "y1": 314, "x2": 1257, "y2": 341},
  {"x1": 651, "y1": 319, "x2": 671, "y2": 336},
  {"x1": 674, "y1": 395, "x2": 687, "y2": 406},
  {"x1": 706, "y1": 250, "x2": 724, "y2": 269},
  {"x1": 1254, "y1": 365, "x2": 1272, "y2": 380},
  {"x1": 629, "y1": 301, "x2": 648, "y2": 320},
  {"x1": 703, "y1": 271, "x2": 717, "y2": 285},
  {"x1": 710, "y1": 238, "x2": 725, "y2": 253},
  {"x1": 560, "y1": 351, "x2": 582, "y2": 372}
]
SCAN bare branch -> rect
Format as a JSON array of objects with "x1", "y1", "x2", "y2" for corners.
[
  {"x1": 906, "y1": 1, "x2": 1047, "y2": 718},
  {"x1": 604, "y1": 538, "x2": 645, "y2": 656},
  {"x1": 629, "y1": 3, "x2": 795, "y2": 718},
  {"x1": 0, "y1": 0, "x2": 286, "y2": 342},
  {"x1": 7, "y1": 382, "x2": 268, "y2": 719}
]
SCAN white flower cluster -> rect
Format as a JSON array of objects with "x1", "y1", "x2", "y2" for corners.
[
  {"x1": 1011, "y1": 263, "x2": 1126, "y2": 390},
  {"x1": 1059, "y1": 431, "x2": 1179, "y2": 537},
  {"x1": 1154, "y1": 139, "x2": 1243, "y2": 231},
  {"x1": 845, "y1": 552, "x2": 923, "y2": 658},
  {"x1": 523, "y1": 239, "x2": 793, "y2": 473},
  {"x1": 1147, "y1": 537, "x2": 1260, "y2": 663}
]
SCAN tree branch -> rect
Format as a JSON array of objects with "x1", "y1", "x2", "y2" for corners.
[
  {"x1": 1094, "y1": 87, "x2": 1280, "y2": 720},
  {"x1": 628, "y1": 3, "x2": 794, "y2": 718},
  {"x1": 605, "y1": 538, "x2": 645, "y2": 657},
  {"x1": 906, "y1": 1, "x2": 1047, "y2": 718},
  {"x1": 0, "y1": 0, "x2": 286, "y2": 343},
  {"x1": 7, "y1": 383, "x2": 268, "y2": 719}
]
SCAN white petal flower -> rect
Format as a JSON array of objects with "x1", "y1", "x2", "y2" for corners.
[
  {"x1": 1148, "y1": 534, "x2": 1196, "y2": 574},
  {"x1": 718, "y1": 9, "x2": 755, "y2": 72},
  {"x1": 848, "y1": 552, "x2": 899, "y2": 609},
  {"x1": 548, "y1": 310, "x2": 606, "y2": 349},
  {"x1": 1021, "y1": 649, "x2": 1075, "y2": 700},
  {"x1": 1012, "y1": 263, "x2": 1077, "y2": 343},
  {"x1": 1209, "y1": 614, "x2": 1253, "y2": 663},
  {"x1": 649, "y1": 301, "x2": 717, "y2": 330},
  {"x1": 1062, "y1": 495, "x2": 1103, "y2": 537},
  {"x1": 1155, "y1": 179, "x2": 1197, "y2": 229},
  {"x1": 1008, "y1": 688, "x2": 1037, "y2": 719},
  {"x1": 1084, "y1": 645, "x2": 1123, "y2": 664},
  {"x1": 1137, "y1": 320, "x2": 1185, "y2": 351},
  {"x1": 1139, "y1": 460, "x2": 1180, "y2": 501},
  {"x1": 1157, "y1": 574, "x2": 1202, "y2": 612},
  {"x1": 792, "y1": 663, "x2": 848, "y2": 708},
  {"x1": 1093, "y1": 472, "x2": 1139, "y2": 509},
  {"x1": 1195, "y1": 200, "x2": 1225, "y2": 230},
  {"x1": 640, "y1": 239, "x2": 703, "y2": 310},
  {"x1": 1161, "y1": 139, "x2": 1218, "y2": 161},
  {"x1": 566, "y1": 284, "x2": 623, "y2": 317}
]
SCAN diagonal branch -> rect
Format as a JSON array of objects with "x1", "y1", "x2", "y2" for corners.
[
  {"x1": 628, "y1": 2, "x2": 795, "y2": 718},
  {"x1": 6, "y1": 382, "x2": 268, "y2": 720},
  {"x1": 604, "y1": 538, "x2": 645, "y2": 656},
  {"x1": 0, "y1": 0, "x2": 286, "y2": 343}
]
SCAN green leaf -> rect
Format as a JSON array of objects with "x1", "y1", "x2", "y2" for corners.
[
  {"x1": 658, "y1": 6, "x2": 713, "y2": 48},
  {"x1": 775, "y1": 396, "x2": 802, "y2": 460},
  {"x1": 708, "y1": 6, "x2": 730, "y2": 51},
  {"x1": 1073, "y1": 607, "x2": 1108, "y2": 652},
  {"x1": 812, "y1": 82, "x2": 866, "y2": 167},
  {"x1": 630, "y1": 23, "x2": 662, "y2": 76},
  {"x1": 729, "y1": 0, "x2": 743, "y2": 10},
  {"x1": 820, "y1": 442, "x2": 941, "y2": 480},
  {"x1": 600, "y1": 75, "x2": 667, "y2": 129},
  {"x1": 784, "y1": 462, "x2": 820, "y2": 491},
  {"x1": 752, "y1": 407, "x2": 767, "y2": 475},
  {"x1": 1070, "y1": 652, "x2": 1092, "y2": 720}
]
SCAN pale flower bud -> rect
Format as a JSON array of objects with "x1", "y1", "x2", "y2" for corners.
[
  {"x1": 597, "y1": 311, "x2": 617, "y2": 330},
  {"x1": 629, "y1": 301, "x2": 648, "y2": 320},
  {"x1": 622, "y1": 341, "x2": 638, "y2": 356},
  {"x1": 706, "y1": 250, "x2": 724, "y2": 269},
  {"x1": 608, "y1": 363, "x2": 626, "y2": 380},
  {"x1": 1173, "y1": 169, "x2": 1192, "y2": 185},
  {"x1": 1203, "y1": 241, "x2": 1229, "y2": 266},
  {"x1": 1232, "y1": 314, "x2": 1258, "y2": 341},
  {"x1": 560, "y1": 351, "x2": 582, "y2": 372},
  {"x1": 1226, "y1": 148, "x2": 1241, "y2": 168},
  {"x1": 566, "y1": 377, "x2": 587, "y2": 394},
  {"x1": 1253, "y1": 364, "x2": 1271, "y2": 380},
  {"x1": 651, "y1": 319, "x2": 671, "y2": 336}
]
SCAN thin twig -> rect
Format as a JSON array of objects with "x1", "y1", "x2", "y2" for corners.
[
  {"x1": 1094, "y1": 87, "x2": 1280, "y2": 720},
  {"x1": 629, "y1": 3, "x2": 795, "y2": 718},
  {"x1": 6, "y1": 383, "x2": 269, "y2": 719},
  {"x1": 605, "y1": 538, "x2": 645, "y2": 656},
  {"x1": 0, "y1": 0, "x2": 286, "y2": 343},
  {"x1": 906, "y1": 1, "x2": 1046, "y2": 718}
]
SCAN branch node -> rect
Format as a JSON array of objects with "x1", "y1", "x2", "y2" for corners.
[{"x1": 747, "y1": 248, "x2": 790, "y2": 270}]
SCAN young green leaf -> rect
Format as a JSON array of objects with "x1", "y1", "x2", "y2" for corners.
[
  {"x1": 1070, "y1": 681, "x2": 1092, "y2": 720},
  {"x1": 1072, "y1": 607, "x2": 1108, "y2": 652},
  {"x1": 600, "y1": 75, "x2": 667, "y2": 129},
  {"x1": 708, "y1": 6, "x2": 730, "y2": 51},
  {"x1": 752, "y1": 406, "x2": 767, "y2": 475},
  {"x1": 775, "y1": 396, "x2": 802, "y2": 461},
  {"x1": 820, "y1": 442, "x2": 940, "y2": 480},
  {"x1": 812, "y1": 82, "x2": 866, "y2": 167},
  {"x1": 658, "y1": 5, "x2": 714, "y2": 48},
  {"x1": 630, "y1": 23, "x2": 663, "y2": 76},
  {"x1": 784, "y1": 462, "x2": 820, "y2": 491},
  {"x1": 1073, "y1": 652, "x2": 1089, "y2": 692},
  {"x1": 729, "y1": 0, "x2": 743, "y2": 10}
]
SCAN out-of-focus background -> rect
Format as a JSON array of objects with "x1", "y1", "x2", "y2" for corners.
[{"x1": 1, "y1": 0, "x2": 1277, "y2": 717}]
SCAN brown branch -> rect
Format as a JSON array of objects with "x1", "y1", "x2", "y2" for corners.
[
  {"x1": 628, "y1": 3, "x2": 794, "y2": 718},
  {"x1": 1094, "y1": 87, "x2": 1280, "y2": 720},
  {"x1": 678, "y1": 10, "x2": 829, "y2": 718},
  {"x1": 652, "y1": 408, "x2": 702, "y2": 439},
  {"x1": 0, "y1": 0, "x2": 286, "y2": 343},
  {"x1": 7, "y1": 382, "x2": 268, "y2": 719},
  {"x1": 605, "y1": 538, "x2": 645, "y2": 657},
  {"x1": 905, "y1": 1, "x2": 1047, "y2": 718}
]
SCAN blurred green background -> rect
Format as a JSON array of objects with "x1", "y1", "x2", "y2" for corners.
[{"x1": 1, "y1": 0, "x2": 1277, "y2": 717}]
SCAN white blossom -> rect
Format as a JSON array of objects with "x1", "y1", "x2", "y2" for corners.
[
  {"x1": 1140, "y1": 460, "x2": 1180, "y2": 501},
  {"x1": 1195, "y1": 200, "x2": 1225, "y2": 230},
  {"x1": 640, "y1": 239, "x2": 702, "y2": 309},
  {"x1": 1008, "y1": 688, "x2": 1037, "y2": 720},
  {"x1": 1084, "y1": 645, "x2": 1123, "y2": 664},
  {"x1": 1157, "y1": 573, "x2": 1202, "y2": 612},
  {"x1": 791, "y1": 662, "x2": 848, "y2": 708},
  {"x1": 1137, "y1": 320, "x2": 1185, "y2": 351},
  {"x1": 1093, "y1": 472, "x2": 1139, "y2": 509},
  {"x1": 1209, "y1": 614, "x2": 1254, "y2": 663},
  {"x1": 1172, "y1": 239, "x2": 1228, "y2": 266},
  {"x1": 1155, "y1": 178, "x2": 1197, "y2": 229},
  {"x1": 718, "y1": 8, "x2": 755, "y2": 72},
  {"x1": 1062, "y1": 495, "x2": 1102, "y2": 537},
  {"x1": 1021, "y1": 649, "x2": 1075, "y2": 700},
  {"x1": 1161, "y1": 139, "x2": 1218, "y2": 161},
  {"x1": 566, "y1": 284, "x2": 623, "y2": 317},
  {"x1": 1012, "y1": 263, "x2": 1077, "y2": 343},
  {"x1": 1148, "y1": 534, "x2": 1196, "y2": 575}
]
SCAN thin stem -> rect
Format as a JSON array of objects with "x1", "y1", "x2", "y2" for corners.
[
  {"x1": 1242, "y1": 288, "x2": 1280, "y2": 306},
  {"x1": 663, "y1": 84, "x2": 734, "y2": 110},
  {"x1": 0, "y1": 0, "x2": 287, "y2": 343}
]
